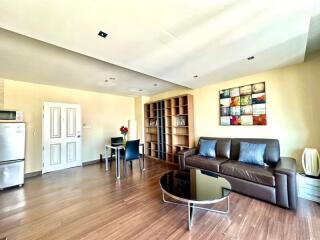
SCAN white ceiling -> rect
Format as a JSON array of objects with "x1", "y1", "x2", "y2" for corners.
[
  {"x1": 0, "y1": 0, "x2": 319, "y2": 94},
  {"x1": 0, "y1": 28, "x2": 179, "y2": 96},
  {"x1": 307, "y1": 0, "x2": 320, "y2": 53}
]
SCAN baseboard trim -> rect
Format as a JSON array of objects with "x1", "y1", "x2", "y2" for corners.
[
  {"x1": 24, "y1": 171, "x2": 42, "y2": 179},
  {"x1": 83, "y1": 159, "x2": 104, "y2": 166},
  {"x1": 24, "y1": 159, "x2": 107, "y2": 177}
]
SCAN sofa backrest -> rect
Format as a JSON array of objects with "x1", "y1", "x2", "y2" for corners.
[
  {"x1": 230, "y1": 138, "x2": 280, "y2": 165},
  {"x1": 198, "y1": 137, "x2": 281, "y2": 165},
  {"x1": 198, "y1": 137, "x2": 231, "y2": 159}
]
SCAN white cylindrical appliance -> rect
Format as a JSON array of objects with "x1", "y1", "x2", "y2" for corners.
[
  {"x1": 302, "y1": 148, "x2": 320, "y2": 177},
  {"x1": 128, "y1": 120, "x2": 137, "y2": 140}
]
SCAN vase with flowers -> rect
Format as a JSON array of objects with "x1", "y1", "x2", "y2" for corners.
[{"x1": 120, "y1": 126, "x2": 129, "y2": 144}]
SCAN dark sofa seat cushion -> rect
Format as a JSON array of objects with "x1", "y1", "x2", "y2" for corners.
[
  {"x1": 185, "y1": 155, "x2": 228, "y2": 172},
  {"x1": 220, "y1": 160, "x2": 275, "y2": 187}
]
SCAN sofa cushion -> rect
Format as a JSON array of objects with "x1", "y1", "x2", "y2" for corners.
[
  {"x1": 198, "y1": 137, "x2": 231, "y2": 159},
  {"x1": 220, "y1": 160, "x2": 275, "y2": 187},
  {"x1": 216, "y1": 139, "x2": 231, "y2": 159},
  {"x1": 185, "y1": 155, "x2": 228, "y2": 172},
  {"x1": 238, "y1": 142, "x2": 266, "y2": 166},
  {"x1": 231, "y1": 138, "x2": 280, "y2": 166},
  {"x1": 199, "y1": 139, "x2": 217, "y2": 157}
]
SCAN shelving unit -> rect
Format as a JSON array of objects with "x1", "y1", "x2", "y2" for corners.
[
  {"x1": 144, "y1": 94, "x2": 194, "y2": 165},
  {"x1": 156, "y1": 101, "x2": 166, "y2": 160}
]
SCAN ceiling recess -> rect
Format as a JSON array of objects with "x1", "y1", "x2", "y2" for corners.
[{"x1": 98, "y1": 31, "x2": 108, "y2": 38}]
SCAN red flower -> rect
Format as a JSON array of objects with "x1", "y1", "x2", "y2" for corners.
[{"x1": 120, "y1": 126, "x2": 128, "y2": 134}]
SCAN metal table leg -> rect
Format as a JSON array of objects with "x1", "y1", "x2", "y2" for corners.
[
  {"x1": 110, "y1": 147, "x2": 112, "y2": 169},
  {"x1": 188, "y1": 202, "x2": 195, "y2": 230},
  {"x1": 116, "y1": 148, "x2": 120, "y2": 179},
  {"x1": 142, "y1": 145, "x2": 145, "y2": 170},
  {"x1": 162, "y1": 191, "x2": 229, "y2": 230},
  {"x1": 105, "y1": 146, "x2": 109, "y2": 171}
]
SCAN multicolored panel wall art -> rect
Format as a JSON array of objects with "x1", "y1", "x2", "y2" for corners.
[{"x1": 219, "y1": 82, "x2": 266, "y2": 126}]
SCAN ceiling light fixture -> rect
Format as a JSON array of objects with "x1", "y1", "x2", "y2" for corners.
[
  {"x1": 247, "y1": 56, "x2": 255, "y2": 60},
  {"x1": 103, "y1": 79, "x2": 116, "y2": 87},
  {"x1": 98, "y1": 31, "x2": 108, "y2": 38},
  {"x1": 129, "y1": 88, "x2": 145, "y2": 93}
]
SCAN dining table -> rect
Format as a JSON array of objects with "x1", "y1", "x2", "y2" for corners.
[{"x1": 104, "y1": 143, "x2": 145, "y2": 179}]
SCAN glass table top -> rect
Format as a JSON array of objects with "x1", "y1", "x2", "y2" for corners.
[{"x1": 160, "y1": 169, "x2": 231, "y2": 202}]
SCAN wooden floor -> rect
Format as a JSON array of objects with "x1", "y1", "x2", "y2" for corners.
[{"x1": 0, "y1": 158, "x2": 319, "y2": 240}]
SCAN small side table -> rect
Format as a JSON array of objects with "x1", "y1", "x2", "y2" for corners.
[{"x1": 297, "y1": 172, "x2": 320, "y2": 203}]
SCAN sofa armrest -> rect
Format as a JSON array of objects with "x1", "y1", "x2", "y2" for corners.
[
  {"x1": 275, "y1": 157, "x2": 296, "y2": 175},
  {"x1": 274, "y1": 157, "x2": 297, "y2": 210},
  {"x1": 178, "y1": 148, "x2": 198, "y2": 170}
]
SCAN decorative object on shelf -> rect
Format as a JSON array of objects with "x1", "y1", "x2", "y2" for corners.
[
  {"x1": 120, "y1": 126, "x2": 128, "y2": 144},
  {"x1": 219, "y1": 82, "x2": 266, "y2": 126},
  {"x1": 302, "y1": 148, "x2": 320, "y2": 177},
  {"x1": 176, "y1": 116, "x2": 187, "y2": 126},
  {"x1": 149, "y1": 119, "x2": 157, "y2": 127}
]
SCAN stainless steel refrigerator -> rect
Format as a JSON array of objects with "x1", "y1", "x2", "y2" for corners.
[{"x1": 0, "y1": 122, "x2": 26, "y2": 189}]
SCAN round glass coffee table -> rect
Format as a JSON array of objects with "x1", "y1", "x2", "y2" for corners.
[{"x1": 160, "y1": 169, "x2": 231, "y2": 230}]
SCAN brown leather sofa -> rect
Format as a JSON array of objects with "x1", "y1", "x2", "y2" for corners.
[{"x1": 178, "y1": 137, "x2": 297, "y2": 210}]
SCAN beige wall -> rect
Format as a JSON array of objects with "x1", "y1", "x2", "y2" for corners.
[
  {"x1": 2, "y1": 79, "x2": 135, "y2": 173},
  {"x1": 2, "y1": 51, "x2": 319, "y2": 173},
  {"x1": 0, "y1": 79, "x2": 3, "y2": 109},
  {"x1": 134, "y1": 96, "x2": 150, "y2": 141},
  {"x1": 148, "y1": 51, "x2": 320, "y2": 169}
]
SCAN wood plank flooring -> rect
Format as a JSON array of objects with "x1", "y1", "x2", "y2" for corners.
[{"x1": 0, "y1": 158, "x2": 319, "y2": 240}]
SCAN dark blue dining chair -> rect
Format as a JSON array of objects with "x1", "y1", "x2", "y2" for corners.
[{"x1": 123, "y1": 139, "x2": 142, "y2": 176}]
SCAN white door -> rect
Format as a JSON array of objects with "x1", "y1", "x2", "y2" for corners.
[{"x1": 42, "y1": 102, "x2": 82, "y2": 173}]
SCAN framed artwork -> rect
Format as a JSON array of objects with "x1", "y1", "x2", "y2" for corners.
[{"x1": 219, "y1": 82, "x2": 266, "y2": 126}]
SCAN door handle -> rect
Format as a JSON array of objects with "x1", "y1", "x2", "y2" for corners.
[{"x1": 77, "y1": 135, "x2": 81, "y2": 138}]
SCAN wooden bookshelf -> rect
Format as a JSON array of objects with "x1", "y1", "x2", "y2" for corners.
[
  {"x1": 144, "y1": 94, "x2": 194, "y2": 165},
  {"x1": 144, "y1": 101, "x2": 165, "y2": 160}
]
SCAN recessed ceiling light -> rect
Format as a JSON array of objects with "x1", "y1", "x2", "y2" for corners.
[
  {"x1": 193, "y1": 75, "x2": 199, "y2": 78},
  {"x1": 98, "y1": 31, "x2": 108, "y2": 38},
  {"x1": 129, "y1": 88, "x2": 145, "y2": 93},
  {"x1": 103, "y1": 78, "x2": 116, "y2": 87},
  {"x1": 247, "y1": 56, "x2": 255, "y2": 60}
]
